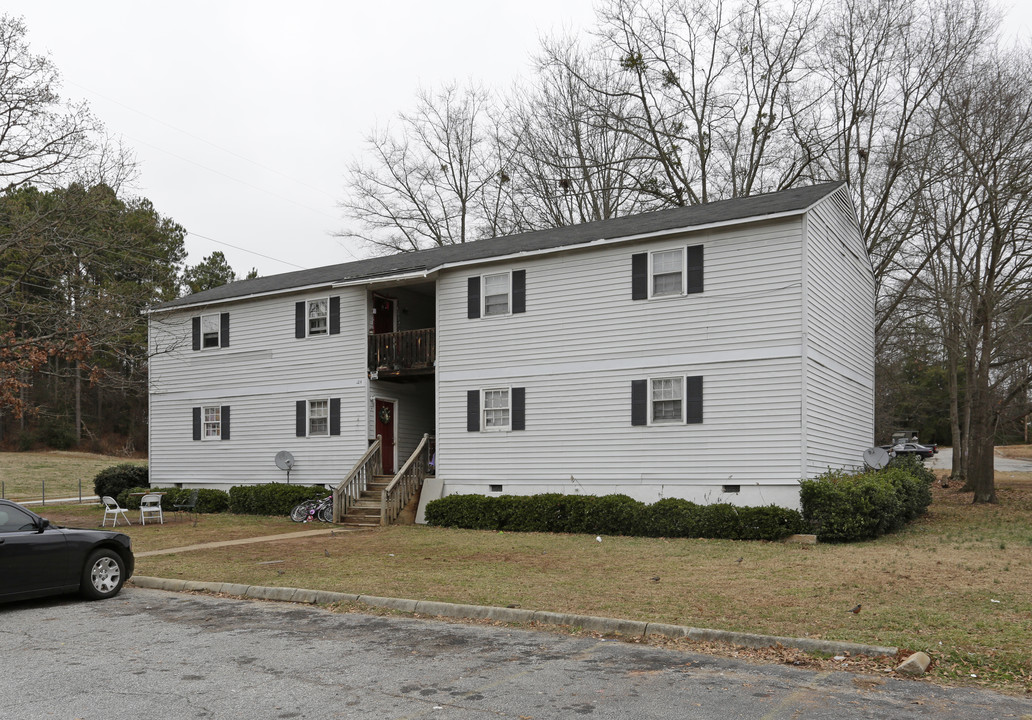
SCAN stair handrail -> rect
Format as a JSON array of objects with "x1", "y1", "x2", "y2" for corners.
[
  {"x1": 334, "y1": 436, "x2": 382, "y2": 523},
  {"x1": 381, "y1": 433, "x2": 433, "y2": 525}
]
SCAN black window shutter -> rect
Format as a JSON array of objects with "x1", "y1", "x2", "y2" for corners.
[
  {"x1": 467, "y1": 277, "x2": 481, "y2": 319},
  {"x1": 295, "y1": 301, "x2": 306, "y2": 338},
  {"x1": 512, "y1": 387, "x2": 526, "y2": 431},
  {"x1": 466, "y1": 390, "x2": 480, "y2": 432},
  {"x1": 192, "y1": 316, "x2": 201, "y2": 351},
  {"x1": 329, "y1": 296, "x2": 340, "y2": 335},
  {"x1": 192, "y1": 407, "x2": 201, "y2": 440},
  {"x1": 296, "y1": 400, "x2": 307, "y2": 437},
  {"x1": 631, "y1": 253, "x2": 648, "y2": 300},
  {"x1": 685, "y1": 376, "x2": 703, "y2": 424},
  {"x1": 512, "y1": 270, "x2": 526, "y2": 314},
  {"x1": 686, "y1": 245, "x2": 704, "y2": 294},
  {"x1": 631, "y1": 380, "x2": 648, "y2": 426},
  {"x1": 330, "y1": 398, "x2": 341, "y2": 436},
  {"x1": 221, "y1": 405, "x2": 231, "y2": 440},
  {"x1": 220, "y1": 313, "x2": 230, "y2": 347}
]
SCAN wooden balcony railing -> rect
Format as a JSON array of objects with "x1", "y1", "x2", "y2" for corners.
[{"x1": 368, "y1": 328, "x2": 435, "y2": 376}]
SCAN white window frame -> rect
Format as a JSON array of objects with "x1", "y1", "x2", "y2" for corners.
[
  {"x1": 648, "y1": 248, "x2": 685, "y2": 299},
  {"x1": 308, "y1": 399, "x2": 330, "y2": 437},
  {"x1": 200, "y1": 313, "x2": 221, "y2": 349},
  {"x1": 307, "y1": 298, "x2": 329, "y2": 336},
  {"x1": 201, "y1": 405, "x2": 222, "y2": 440},
  {"x1": 481, "y1": 271, "x2": 512, "y2": 317},
  {"x1": 481, "y1": 387, "x2": 511, "y2": 432},
  {"x1": 648, "y1": 376, "x2": 685, "y2": 425}
]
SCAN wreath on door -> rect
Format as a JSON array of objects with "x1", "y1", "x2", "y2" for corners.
[{"x1": 378, "y1": 405, "x2": 392, "y2": 425}]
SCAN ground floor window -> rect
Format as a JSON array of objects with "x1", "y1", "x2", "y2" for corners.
[{"x1": 202, "y1": 406, "x2": 222, "y2": 439}]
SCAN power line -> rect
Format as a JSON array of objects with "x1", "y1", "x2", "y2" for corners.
[{"x1": 186, "y1": 231, "x2": 308, "y2": 270}]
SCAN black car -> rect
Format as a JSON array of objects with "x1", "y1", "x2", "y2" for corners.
[
  {"x1": 0, "y1": 499, "x2": 134, "y2": 603},
  {"x1": 880, "y1": 442, "x2": 936, "y2": 460}
]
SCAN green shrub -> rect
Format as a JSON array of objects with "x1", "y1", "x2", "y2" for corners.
[
  {"x1": 641, "y1": 498, "x2": 702, "y2": 537},
  {"x1": 584, "y1": 494, "x2": 645, "y2": 535},
  {"x1": 228, "y1": 483, "x2": 328, "y2": 515},
  {"x1": 425, "y1": 492, "x2": 804, "y2": 541},
  {"x1": 799, "y1": 464, "x2": 930, "y2": 542},
  {"x1": 95, "y1": 464, "x2": 148, "y2": 500},
  {"x1": 737, "y1": 505, "x2": 806, "y2": 540}
]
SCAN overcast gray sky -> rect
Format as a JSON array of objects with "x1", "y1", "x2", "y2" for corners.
[{"x1": 5, "y1": 1, "x2": 1031, "y2": 279}]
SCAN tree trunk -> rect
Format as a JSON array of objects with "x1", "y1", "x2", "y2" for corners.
[{"x1": 74, "y1": 359, "x2": 81, "y2": 442}]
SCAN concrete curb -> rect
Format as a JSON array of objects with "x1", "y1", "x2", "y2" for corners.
[{"x1": 130, "y1": 576, "x2": 898, "y2": 658}]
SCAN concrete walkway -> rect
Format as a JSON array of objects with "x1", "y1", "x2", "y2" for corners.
[{"x1": 134, "y1": 526, "x2": 353, "y2": 557}]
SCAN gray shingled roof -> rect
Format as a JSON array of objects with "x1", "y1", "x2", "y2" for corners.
[{"x1": 153, "y1": 181, "x2": 846, "y2": 311}]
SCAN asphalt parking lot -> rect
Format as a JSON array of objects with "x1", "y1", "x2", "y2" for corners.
[{"x1": 3, "y1": 588, "x2": 1031, "y2": 720}]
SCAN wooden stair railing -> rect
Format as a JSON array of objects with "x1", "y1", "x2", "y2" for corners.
[
  {"x1": 381, "y1": 433, "x2": 433, "y2": 526},
  {"x1": 333, "y1": 436, "x2": 382, "y2": 523}
]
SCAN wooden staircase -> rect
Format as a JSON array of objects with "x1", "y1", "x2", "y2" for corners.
[{"x1": 339, "y1": 475, "x2": 391, "y2": 528}]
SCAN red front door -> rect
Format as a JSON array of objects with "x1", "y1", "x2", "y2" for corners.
[
  {"x1": 373, "y1": 295, "x2": 395, "y2": 334},
  {"x1": 375, "y1": 399, "x2": 396, "y2": 475}
]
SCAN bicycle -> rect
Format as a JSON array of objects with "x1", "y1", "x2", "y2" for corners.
[{"x1": 290, "y1": 495, "x2": 333, "y2": 523}]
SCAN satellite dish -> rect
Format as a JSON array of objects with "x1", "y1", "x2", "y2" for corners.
[
  {"x1": 275, "y1": 451, "x2": 295, "y2": 483},
  {"x1": 863, "y1": 446, "x2": 890, "y2": 470}
]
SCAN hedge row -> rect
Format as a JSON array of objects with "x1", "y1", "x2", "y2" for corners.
[
  {"x1": 118, "y1": 486, "x2": 230, "y2": 514},
  {"x1": 800, "y1": 455, "x2": 934, "y2": 542},
  {"x1": 425, "y1": 457, "x2": 934, "y2": 543},
  {"x1": 114, "y1": 483, "x2": 326, "y2": 515},
  {"x1": 424, "y1": 493, "x2": 806, "y2": 541}
]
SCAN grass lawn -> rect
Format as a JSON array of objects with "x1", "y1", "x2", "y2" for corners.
[
  {"x1": 0, "y1": 451, "x2": 145, "y2": 502},
  {"x1": 19, "y1": 452, "x2": 1032, "y2": 695},
  {"x1": 997, "y1": 444, "x2": 1032, "y2": 461},
  {"x1": 37, "y1": 473, "x2": 1032, "y2": 695}
]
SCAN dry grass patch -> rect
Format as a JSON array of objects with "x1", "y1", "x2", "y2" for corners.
[
  {"x1": 135, "y1": 480, "x2": 1032, "y2": 694},
  {"x1": 996, "y1": 444, "x2": 1032, "y2": 461},
  {"x1": 0, "y1": 450, "x2": 144, "y2": 501}
]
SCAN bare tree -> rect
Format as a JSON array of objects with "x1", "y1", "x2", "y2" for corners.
[
  {"x1": 501, "y1": 37, "x2": 661, "y2": 230},
  {"x1": 912, "y1": 47, "x2": 1032, "y2": 502},
  {"x1": 339, "y1": 83, "x2": 504, "y2": 253}
]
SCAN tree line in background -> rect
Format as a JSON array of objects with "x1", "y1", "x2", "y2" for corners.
[
  {"x1": 1, "y1": 2, "x2": 1029, "y2": 504},
  {"x1": 0, "y1": 15, "x2": 251, "y2": 454},
  {"x1": 340, "y1": 0, "x2": 1032, "y2": 503}
]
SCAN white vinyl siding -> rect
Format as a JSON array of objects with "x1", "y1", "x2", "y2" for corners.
[
  {"x1": 202, "y1": 406, "x2": 221, "y2": 439},
  {"x1": 200, "y1": 314, "x2": 221, "y2": 348},
  {"x1": 435, "y1": 217, "x2": 810, "y2": 507},
  {"x1": 482, "y1": 272, "x2": 510, "y2": 316},
  {"x1": 149, "y1": 288, "x2": 369, "y2": 488},
  {"x1": 802, "y1": 186, "x2": 876, "y2": 473}
]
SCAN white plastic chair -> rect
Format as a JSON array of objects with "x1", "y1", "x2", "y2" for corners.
[
  {"x1": 140, "y1": 493, "x2": 164, "y2": 525},
  {"x1": 102, "y1": 496, "x2": 131, "y2": 527}
]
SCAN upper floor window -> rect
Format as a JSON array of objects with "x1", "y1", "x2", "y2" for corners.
[
  {"x1": 651, "y1": 250, "x2": 684, "y2": 297},
  {"x1": 631, "y1": 246, "x2": 704, "y2": 300},
  {"x1": 308, "y1": 299, "x2": 328, "y2": 336},
  {"x1": 467, "y1": 270, "x2": 526, "y2": 319},
  {"x1": 192, "y1": 312, "x2": 229, "y2": 350},
  {"x1": 200, "y1": 314, "x2": 221, "y2": 348},
  {"x1": 483, "y1": 273, "x2": 511, "y2": 316}
]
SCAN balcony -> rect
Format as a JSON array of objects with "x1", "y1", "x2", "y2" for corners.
[{"x1": 368, "y1": 328, "x2": 435, "y2": 380}]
